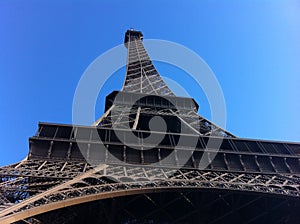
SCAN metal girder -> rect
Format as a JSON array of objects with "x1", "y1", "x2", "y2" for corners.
[
  {"x1": 0, "y1": 161, "x2": 299, "y2": 223},
  {"x1": 92, "y1": 105, "x2": 115, "y2": 126},
  {"x1": 0, "y1": 180, "x2": 296, "y2": 223}
]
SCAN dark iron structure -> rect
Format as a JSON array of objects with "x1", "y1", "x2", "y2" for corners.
[{"x1": 0, "y1": 30, "x2": 299, "y2": 223}]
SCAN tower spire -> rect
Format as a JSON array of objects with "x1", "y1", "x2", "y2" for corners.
[
  {"x1": 95, "y1": 30, "x2": 235, "y2": 137},
  {"x1": 122, "y1": 29, "x2": 174, "y2": 96}
]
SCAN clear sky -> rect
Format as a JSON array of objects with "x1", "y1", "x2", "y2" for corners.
[{"x1": 0, "y1": 0, "x2": 299, "y2": 166}]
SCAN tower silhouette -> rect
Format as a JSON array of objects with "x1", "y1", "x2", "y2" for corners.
[{"x1": 0, "y1": 30, "x2": 299, "y2": 224}]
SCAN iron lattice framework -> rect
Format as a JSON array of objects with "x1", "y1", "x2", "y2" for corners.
[{"x1": 0, "y1": 30, "x2": 300, "y2": 224}]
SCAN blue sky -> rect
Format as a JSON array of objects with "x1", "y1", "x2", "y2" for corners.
[{"x1": 0, "y1": 0, "x2": 299, "y2": 166}]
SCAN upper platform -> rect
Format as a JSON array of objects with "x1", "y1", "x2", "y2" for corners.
[{"x1": 104, "y1": 91, "x2": 199, "y2": 112}]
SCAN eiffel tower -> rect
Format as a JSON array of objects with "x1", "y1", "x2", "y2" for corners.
[{"x1": 0, "y1": 29, "x2": 300, "y2": 224}]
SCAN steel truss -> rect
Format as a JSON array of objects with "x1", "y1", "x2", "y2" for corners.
[
  {"x1": 0, "y1": 159, "x2": 300, "y2": 223},
  {"x1": 0, "y1": 29, "x2": 300, "y2": 223}
]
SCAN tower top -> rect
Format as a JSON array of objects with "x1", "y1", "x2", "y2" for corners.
[{"x1": 124, "y1": 29, "x2": 143, "y2": 47}]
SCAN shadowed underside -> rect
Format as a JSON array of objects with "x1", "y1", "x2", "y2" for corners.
[{"x1": 10, "y1": 189, "x2": 300, "y2": 224}]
